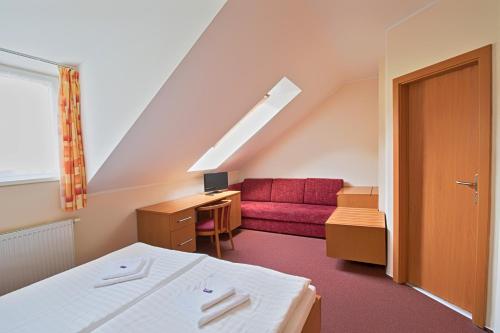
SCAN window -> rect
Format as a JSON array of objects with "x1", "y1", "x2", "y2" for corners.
[
  {"x1": 189, "y1": 77, "x2": 301, "y2": 172},
  {"x1": 0, "y1": 65, "x2": 59, "y2": 185}
]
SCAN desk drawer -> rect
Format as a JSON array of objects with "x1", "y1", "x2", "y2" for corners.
[
  {"x1": 170, "y1": 209, "x2": 195, "y2": 231},
  {"x1": 171, "y1": 224, "x2": 196, "y2": 252}
]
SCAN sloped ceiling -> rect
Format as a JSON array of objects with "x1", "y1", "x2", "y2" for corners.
[
  {"x1": 0, "y1": 0, "x2": 226, "y2": 179},
  {"x1": 89, "y1": 0, "x2": 434, "y2": 192}
]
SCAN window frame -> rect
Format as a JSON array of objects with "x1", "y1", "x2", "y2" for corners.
[{"x1": 0, "y1": 64, "x2": 60, "y2": 187}]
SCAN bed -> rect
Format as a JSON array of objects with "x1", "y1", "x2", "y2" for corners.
[{"x1": 0, "y1": 243, "x2": 321, "y2": 333}]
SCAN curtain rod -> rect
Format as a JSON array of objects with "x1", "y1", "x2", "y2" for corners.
[{"x1": 0, "y1": 47, "x2": 77, "y2": 70}]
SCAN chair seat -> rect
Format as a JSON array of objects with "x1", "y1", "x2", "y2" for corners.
[{"x1": 196, "y1": 218, "x2": 215, "y2": 231}]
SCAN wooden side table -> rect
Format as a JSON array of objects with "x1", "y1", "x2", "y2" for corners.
[
  {"x1": 325, "y1": 207, "x2": 386, "y2": 265},
  {"x1": 336, "y1": 186, "x2": 378, "y2": 208}
]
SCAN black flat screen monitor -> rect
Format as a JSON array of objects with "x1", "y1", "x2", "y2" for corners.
[{"x1": 204, "y1": 172, "x2": 228, "y2": 193}]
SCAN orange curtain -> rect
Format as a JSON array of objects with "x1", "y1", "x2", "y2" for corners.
[{"x1": 58, "y1": 67, "x2": 87, "y2": 211}]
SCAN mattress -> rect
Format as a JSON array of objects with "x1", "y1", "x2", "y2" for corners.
[{"x1": 0, "y1": 243, "x2": 315, "y2": 333}]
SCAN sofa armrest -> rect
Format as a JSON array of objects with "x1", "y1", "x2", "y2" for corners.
[{"x1": 228, "y1": 182, "x2": 243, "y2": 191}]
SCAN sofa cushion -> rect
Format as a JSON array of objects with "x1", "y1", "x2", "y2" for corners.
[
  {"x1": 241, "y1": 179, "x2": 273, "y2": 202},
  {"x1": 303, "y1": 178, "x2": 343, "y2": 206},
  {"x1": 270, "y1": 178, "x2": 305, "y2": 204},
  {"x1": 241, "y1": 201, "x2": 335, "y2": 225},
  {"x1": 241, "y1": 218, "x2": 325, "y2": 238}
]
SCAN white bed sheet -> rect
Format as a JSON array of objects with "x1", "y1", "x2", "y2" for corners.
[
  {"x1": 0, "y1": 243, "x2": 205, "y2": 333},
  {"x1": 282, "y1": 285, "x2": 317, "y2": 333},
  {"x1": 94, "y1": 255, "x2": 311, "y2": 333}
]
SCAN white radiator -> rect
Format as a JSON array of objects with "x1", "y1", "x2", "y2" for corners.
[{"x1": 0, "y1": 219, "x2": 75, "y2": 295}]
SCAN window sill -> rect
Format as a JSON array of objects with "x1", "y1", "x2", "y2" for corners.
[{"x1": 0, "y1": 177, "x2": 59, "y2": 188}]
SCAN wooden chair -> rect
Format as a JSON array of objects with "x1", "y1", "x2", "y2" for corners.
[{"x1": 196, "y1": 200, "x2": 234, "y2": 258}]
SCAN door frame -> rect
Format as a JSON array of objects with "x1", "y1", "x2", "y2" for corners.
[{"x1": 392, "y1": 45, "x2": 492, "y2": 327}]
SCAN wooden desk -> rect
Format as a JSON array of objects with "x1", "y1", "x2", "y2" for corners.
[
  {"x1": 325, "y1": 207, "x2": 386, "y2": 265},
  {"x1": 336, "y1": 186, "x2": 378, "y2": 208},
  {"x1": 136, "y1": 191, "x2": 241, "y2": 252}
]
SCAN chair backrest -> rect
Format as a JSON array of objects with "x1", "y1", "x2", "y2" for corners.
[{"x1": 197, "y1": 200, "x2": 232, "y2": 233}]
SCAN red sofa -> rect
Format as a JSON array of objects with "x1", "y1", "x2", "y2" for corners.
[{"x1": 228, "y1": 178, "x2": 343, "y2": 238}]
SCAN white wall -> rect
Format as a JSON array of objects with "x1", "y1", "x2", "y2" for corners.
[
  {"x1": 378, "y1": 61, "x2": 386, "y2": 209},
  {"x1": 380, "y1": 0, "x2": 500, "y2": 328},
  {"x1": 238, "y1": 78, "x2": 378, "y2": 185}
]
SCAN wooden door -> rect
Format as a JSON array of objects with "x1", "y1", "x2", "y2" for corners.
[
  {"x1": 393, "y1": 45, "x2": 492, "y2": 326},
  {"x1": 407, "y1": 62, "x2": 479, "y2": 312}
]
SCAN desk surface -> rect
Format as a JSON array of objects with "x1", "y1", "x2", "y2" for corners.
[
  {"x1": 326, "y1": 207, "x2": 385, "y2": 228},
  {"x1": 137, "y1": 191, "x2": 240, "y2": 214}
]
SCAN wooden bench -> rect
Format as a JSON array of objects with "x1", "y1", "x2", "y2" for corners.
[{"x1": 325, "y1": 207, "x2": 386, "y2": 265}]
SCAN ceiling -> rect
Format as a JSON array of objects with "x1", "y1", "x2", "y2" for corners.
[
  {"x1": 89, "y1": 0, "x2": 434, "y2": 192},
  {"x1": 0, "y1": 0, "x2": 434, "y2": 192}
]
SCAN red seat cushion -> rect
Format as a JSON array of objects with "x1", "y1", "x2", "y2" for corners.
[
  {"x1": 196, "y1": 218, "x2": 215, "y2": 231},
  {"x1": 241, "y1": 179, "x2": 273, "y2": 202},
  {"x1": 303, "y1": 178, "x2": 343, "y2": 206},
  {"x1": 270, "y1": 178, "x2": 305, "y2": 204},
  {"x1": 241, "y1": 218, "x2": 325, "y2": 238},
  {"x1": 241, "y1": 201, "x2": 335, "y2": 225}
]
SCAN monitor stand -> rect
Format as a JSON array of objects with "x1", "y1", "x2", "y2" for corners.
[{"x1": 205, "y1": 190, "x2": 224, "y2": 195}]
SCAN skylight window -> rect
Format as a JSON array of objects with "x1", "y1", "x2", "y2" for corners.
[{"x1": 189, "y1": 77, "x2": 301, "y2": 172}]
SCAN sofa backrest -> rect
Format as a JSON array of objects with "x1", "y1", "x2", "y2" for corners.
[
  {"x1": 270, "y1": 178, "x2": 305, "y2": 204},
  {"x1": 303, "y1": 178, "x2": 343, "y2": 206},
  {"x1": 238, "y1": 177, "x2": 343, "y2": 206},
  {"x1": 241, "y1": 178, "x2": 273, "y2": 201},
  {"x1": 228, "y1": 182, "x2": 242, "y2": 191}
]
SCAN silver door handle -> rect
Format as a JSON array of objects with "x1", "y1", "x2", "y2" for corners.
[
  {"x1": 455, "y1": 174, "x2": 478, "y2": 194},
  {"x1": 177, "y1": 216, "x2": 192, "y2": 223},
  {"x1": 455, "y1": 180, "x2": 476, "y2": 187},
  {"x1": 455, "y1": 174, "x2": 479, "y2": 204}
]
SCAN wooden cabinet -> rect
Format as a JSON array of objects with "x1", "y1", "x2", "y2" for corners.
[
  {"x1": 170, "y1": 209, "x2": 196, "y2": 231},
  {"x1": 136, "y1": 191, "x2": 241, "y2": 252},
  {"x1": 171, "y1": 223, "x2": 196, "y2": 252},
  {"x1": 336, "y1": 186, "x2": 378, "y2": 208},
  {"x1": 325, "y1": 207, "x2": 386, "y2": 265},
  {"x1": 229, "y1": 193, "x2": 241, "y2": 230}
]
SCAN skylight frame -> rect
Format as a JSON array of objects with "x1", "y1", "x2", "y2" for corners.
[{"x1": 188, "y1": 77, "x2": 301, "y2": 172}]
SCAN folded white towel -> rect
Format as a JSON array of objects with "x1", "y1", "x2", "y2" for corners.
[
  {"x1": 94, "y1": 258, "x2": 154, "y2": 288},
  {"x1": 198, "y1": 293, "x2": 250, "y2": 327},
  {"x1": 101, "y1": 258, "x2": 146, "y2": 280},
  {"x1": 199, "y1": 286, "x2": 236, "y2": 311},
  {"x1": 194, "y1": 277, "x2": 236, "y2": 311}
]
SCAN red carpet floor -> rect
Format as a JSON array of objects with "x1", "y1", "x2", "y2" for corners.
[{"x1": 196, "y1": 229, "x2": 485, "y2": 333}]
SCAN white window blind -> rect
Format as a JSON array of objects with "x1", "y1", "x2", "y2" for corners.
[{"x1": 0, "y1": 65, "x2": 59, "y2": 185}]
